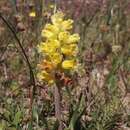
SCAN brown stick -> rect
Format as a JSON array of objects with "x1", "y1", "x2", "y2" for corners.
[{"x1": 54, "y1": 84, "x2": 63, "y2": 130}]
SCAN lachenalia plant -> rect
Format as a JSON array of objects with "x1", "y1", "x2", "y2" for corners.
[{"x1": 37, "y1": 11, "x2": 80, "y2": 130}]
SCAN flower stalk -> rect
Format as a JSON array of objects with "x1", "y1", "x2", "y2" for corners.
[{"x1": 54, "y1": 83, "x2": 63, "y2": 130}]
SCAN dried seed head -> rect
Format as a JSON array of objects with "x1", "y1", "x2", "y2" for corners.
[
  {"x1": 14, "y1": 14, "x2": 23, "y2": 23},
  {"x1": 17, "y1": 22, "x2": 26, "y2": 32}
]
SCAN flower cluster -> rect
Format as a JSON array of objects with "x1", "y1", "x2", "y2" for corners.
[{"x1": 37, "y1": 12, "x2": 80, "y2": 84}]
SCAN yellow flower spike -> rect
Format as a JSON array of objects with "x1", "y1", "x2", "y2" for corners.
[
  {"x1": 61, "y1": 19, "x2": 73, "y2": 30},
  {"x1": 37, "y1": 12, "x2": 80, "y2": 85},
  {"x1": 62, "y1": 59, "x2": 76, "y2": 70},
  {"x1": 29, "y1": 11, "x2": 36, "y2": 17},
  {"x1": 37, "y1": 71, "x2": 54, "y2": 84},
  {"x1": 67, "y1": 34, "x2": 80, "y2": 43}
]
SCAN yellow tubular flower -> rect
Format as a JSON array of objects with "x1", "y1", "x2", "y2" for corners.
[
  {"x1": 61, "y1": 44, "x2": 78, "y2": 56},
  {"x1": 67, "y1": 34, "x2": 80, "y2": 43},
  {"x1": 37, "y1": 42, "x2": 48, "y2": 53},
  {"x1": 37, "y1": 42, "x2": 50, "y2": 54},
  {"x1": 61, "y1": 19, "x2": 73, "y2": 30},
  {"x1": 37, "y1": 71, "x2": 54, "y2": 84},
  {"x1": 50, "y1": 53, "x2": 63, "y2": 66},
  {"x1": 50, "y1": 40, "x2": 60, "y2": 48},
  {"x1": 37, "y1": 60, "x2": 55, "y2": 71},
  {"x1": 38, "y1": 41, "x2": 60, "y2": 55},
  {"x1": 58, "y1": 31, "x2": 69, "y2": 42},
  {"x1": 62, "y1": 59, "x2": 76, "y2": 70},
  {"x1": 41, "y1": 29, "x2": 54, "y2": 39},
  {"x1": 44, "y1": 24, "x2": 59, "y2": 34},
  {"x1": 51, "y1": 12, "x2": 64, "y2": 25}
]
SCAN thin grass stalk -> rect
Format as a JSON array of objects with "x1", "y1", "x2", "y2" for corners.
[{"x1": 0, "y1": 13, "x2": 36, "y2": 128}]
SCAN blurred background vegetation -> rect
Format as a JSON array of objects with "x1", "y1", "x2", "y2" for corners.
[{"x1": 1, "y1": 0, "x2": 130, "y2": 130}]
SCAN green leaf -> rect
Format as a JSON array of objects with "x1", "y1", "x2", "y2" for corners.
[
  {"x1": 28, "y1": 121, "x2": 33, "y2": 130},
  {"x1": 13, "y1": 111, "x2": 22, "y2": 126},
  {"x1": 4, "y1": 110, "x2": 11, "y2": 121},
  {"x1": 0, "y1": 121, "x2": 6, "y2": 130},
  {"x1": 33, "y1": 106, "x2": 39, "y2": 124},
  {"x1": 52, "y1": 119, "x2": 59, "y2": 130},
  {"x1": 69, "y1": 94, "x2": 86, "y2": 130}
]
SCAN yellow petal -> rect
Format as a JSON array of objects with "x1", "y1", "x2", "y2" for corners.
[
  {"x1": 61, "y1": 44, "x2": 78, "y2": 56},
  {"x1": 37, "y1": 71, "x2": 54, "y2": 84},
  {"x1": 67, "y1": 34, "x2": 80, "y2": 43},
  {"x1": 50, "y1": 39, "x2": 60, "y2": 48},
  {"x1": 37, "y1": 42, "x2": 49, "y2": 53},
  {"x1": 37, "y1": 42, "x2": 47, "y2": 53},
  {"x1": 38, "y1": 41, "x2": 59, "y2": 54},
  {"x1": 41, "y1": 29, "x2": 55, "y2": 39},
  {"x1": 51, "y1": 12, "x2": 64, "y2": 25},
  {"x1": 61, "y1": 19, "x2": 73, "y2": 30},
  {"x1": 44, "y1": 24, "x2": 59, "y2": 34},
  {"x1": 50, "y1": 53, "x2": 62, "y2": 65},
  {"x1": 38, "y1": 60, "x2": 55, "y2": 71},
  {"x1": 62, "y1": 59, "x2": 76, "y2": 69},
  {"x1": 58, "y1": 31, "x2": 69, "y2": 42}
]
